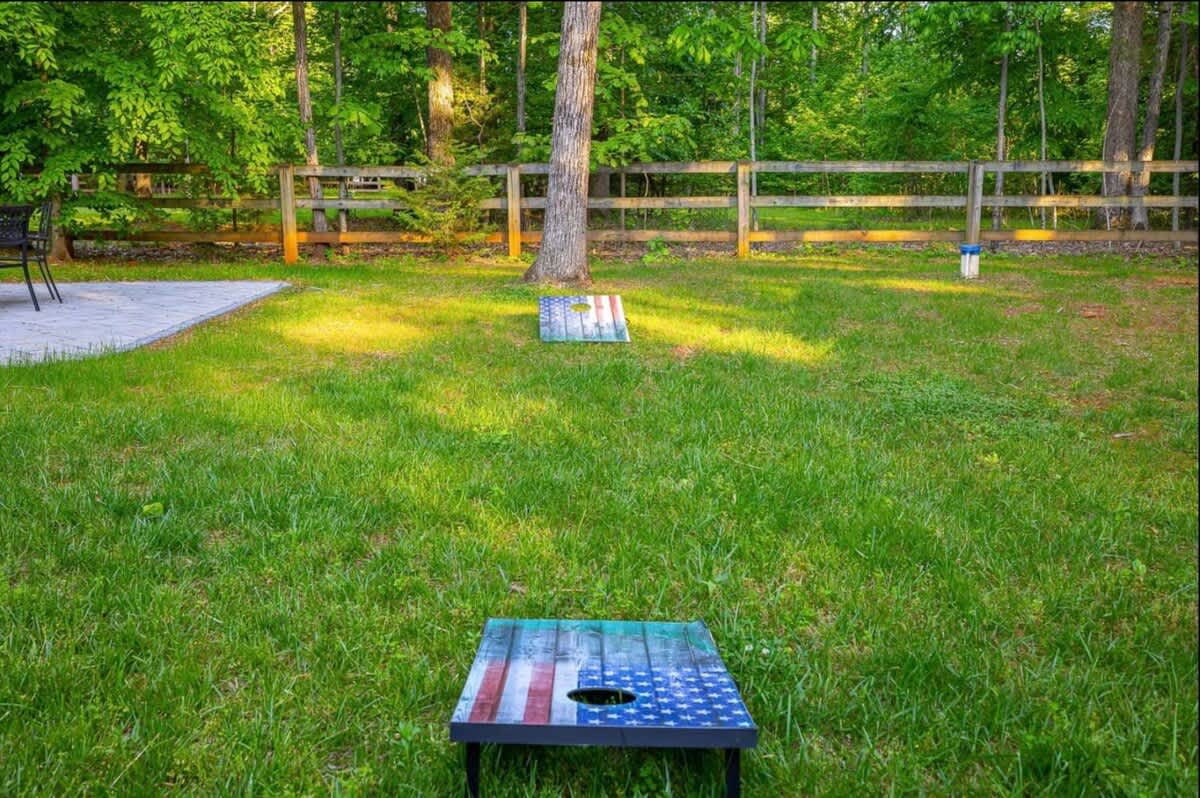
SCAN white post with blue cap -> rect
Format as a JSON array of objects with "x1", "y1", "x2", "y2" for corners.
[
  {"x1": 960, "y1": 244, "x2": 981, "y2": 278},
  {"x1": 962, "y1": 160, "x2": 985, "y2": 279}
]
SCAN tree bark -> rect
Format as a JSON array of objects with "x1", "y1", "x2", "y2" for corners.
[
  {"x1": 426, "y1": 1, "x2": 455, "y2": 166},
  {"x1": 1172, "y1": 15, "x2": 1189, "y2": 232},
  {"x1": 333, "y1": 6, "x2": 348, "y2": 241},
  {"x1": 516, "y1": 1, "x2": 527, "y2": 138},
  {"x1": 733, "y1": 50, "x2": 742, "y2": 141},
  {"x1": 1036, "y1": 17, "x2": 1055, "y2": 229},
  {"x1": 757, "y1": 0, "x2": 766, "y2": 149},
  {"x1": 133, "y1": 139, "x2": 152, "y2": 198},
  {"x1": 524, "y1": 1, "x2": 602, "y2": 285},
  {"x1": 810, "y1": 3, "x2": 818, "y2": 84},
  {"x1": 1101, "y1": 1, "x2": 1145, "y2": 228},
  {"x1": 991, "y1": 9, "x2": 1011, "y2": 236},
  {"x1": 1132, "y1": 1, "x2": 1173, "y2": 229},
  {"x1": 861, "y1": 2, "x2": 870, "y2": 78},
  {"x1": 589, "y1": 170, "x2": 610, "y2": 226},
  {"x1": 478, "y1": 2, "x2": 487, "y2": 93},
  {"x1": 48, "y1": 194, "x2": 72, "y2": 263},
  {"x1": 292, "y1": 1, "x2": 327, "y2": 234},
  {"x1": 749, "y1": 1, "x2": 758, "y2": 230}
]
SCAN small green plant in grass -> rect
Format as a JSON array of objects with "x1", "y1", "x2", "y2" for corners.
[{"x1": 641, "y1": 236, "x2": 674, "y2": 265}]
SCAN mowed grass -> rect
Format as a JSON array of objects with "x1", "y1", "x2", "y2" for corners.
[{"x1": 1, "y1": 247, "x2": 1196, "y2": 796}]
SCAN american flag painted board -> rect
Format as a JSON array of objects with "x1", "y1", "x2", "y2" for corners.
[
  {"x1": 449, "y1": 619, "x2": 757, "y2": 749},
  {"x1": 539, "y1": 296, "x2": 631, "y2": 343}
]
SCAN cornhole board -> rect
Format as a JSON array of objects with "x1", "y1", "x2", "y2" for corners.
[
  {"x1": 450, "y1": 618, "x2": 756, "y2": 797},
  {"x1": 538, "y1": 295, "x2": 630, "y2": 342}
]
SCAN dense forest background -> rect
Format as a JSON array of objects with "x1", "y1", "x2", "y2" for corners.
[{"x1": 0, "y1": 1, "x2": 1196, "y2": 203}]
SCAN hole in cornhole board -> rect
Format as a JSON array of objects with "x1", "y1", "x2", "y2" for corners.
[
  {"x1": 570, "y1": 303, "x2": 590, "y2": 313},
  {"x1": 567, "y1": 687, "x2": 638, "y2": 706}
]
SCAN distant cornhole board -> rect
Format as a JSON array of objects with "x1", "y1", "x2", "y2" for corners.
[{"x1": 539, "y1": 295, "x2": 630, "y2": 343}]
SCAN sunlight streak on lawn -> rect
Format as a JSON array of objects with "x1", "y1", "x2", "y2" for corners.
[
  {"x1": 635, "y1": 312, "x2": 835, "y2": 364},
  {"x1": 278, "y1": 315, "x2": 429, "y2": 354},
  {"x1": 864, "y1": 277, "x2": 998, "y2": 295}
]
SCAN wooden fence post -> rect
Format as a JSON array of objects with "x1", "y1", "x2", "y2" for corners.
[
  {"x1": 506, "y1": 164, "x2": 521, "y2": 258},
  {"x1": 736, "y1": 161, "x2": 751, "y2": 258},
  {"x1": 278, "y1": 164, "x2": 298, "y2": 264},
  {"x1": 619, "y1": 169, "x2": 626, "y2": 232},
  {"x1": 962, "y1": 160, "x2": 984, "y2": 278}
]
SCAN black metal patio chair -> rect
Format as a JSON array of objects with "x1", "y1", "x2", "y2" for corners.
[
  {"x1": 0, "y1": 205, "x2": 40, "y2": 311},
  {"x1": 30, "y1": 201, "x2": 62, "y2": 304}
]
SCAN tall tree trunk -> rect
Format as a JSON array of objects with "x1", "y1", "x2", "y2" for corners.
[
  {"x1": 524, "y1": 1, "x2": 602, "y2": 284},
  {"x1": 749, "y1": 1, "x2": 758, "y2": 229},
  {"x1": 991, "y1": 9, "x2": 1011, "y2": 236},
  {"x1": 1132, "y1": 1, "x2": 1174, "y2": 229},
  {"x1": 589, "y1": 170, "x2": 610, "y2": 226},
  {"x1": 733, "y1": 51, "x2": 742, "y2": 141},
  {"x1": 860, "y1": 1, "x2": 870, "y2": 154},
  {"x1": 333, "y1": 6, "x2": 348, "y2": 244},
  {"x1": 1172, "y1": 15, "x2": 1189, "y2": 232},
  {"x1": 133, "y1": 139, "x2": 152, "y2": 198},
  {"x1": 426, "y1": 1, "x2": 455, "y2": 165},
  {"x1": 292, "y1": 1, "x2": 327, "y2": 234},
  {"x1": 1101, "y1": 1, "x2": 1145, "y2": 229},
  {"x1": 861, "y1": 2, "x2": 870, "y2": 78},
  {"x1": 516, "y1": 1, "x2": 527, "y2": 139},
  {"x1": 478, "y1": 2, "x2": 487, "y2": 93},
  {"x1": 230, "y1": 129, "x2": 239, "y2": 231},
  {"x1": 757, "y1": 0, "x2": 766, "y2": 147},
  {"x1": 810, "y1": 3, "x2": 819, "y2": 84},
  {"x1": 1036, "y1": 17, "x2": 1055, "y2": 229}
]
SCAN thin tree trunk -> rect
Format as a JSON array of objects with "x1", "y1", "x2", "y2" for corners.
[
  {"x1": 810, "y1": 3, "x2": 818, "y2": 84},
  {"x1": 860, "y1": 1, "x2": 870, "y2": 154},
  {"x1": 333, "y1": 6, "x2": 348, "y2": 246},
  {"x1": 1132, "y1": 1, "x2": 1174, "y2": 229},
  {"x1": 733, "y1": 50, "x2": 742, "y2": 141},
  {"x1": 478, "y1": 2, "x2": 487, "y2": 93},
  {"x1": 757, "y1": 0, "x2": 766, "y2": 145},
  {"x1": 1172, "y1": 16, "x2": 1189, "y2": 233},
  {"x1": 1037, "y1": 18, "x2": 1049, "y2": 229},
  {"x1": 230, "y1": 129, "x2": 238, "y2": 231},
  {"x1": 413, "y1": 88, "x2": 428, "y2": 153},
  {"x1": 589, "y1": 171, "x2": 610, "y2": 226},
  {"x1": 992, "y1": 10, "x2": 1011, "y2": 237},
  {"x1": 426, "y1": 1, "x2": 455, "y2": 165},
  {"x1": 292, "y1": 1, "x2": 327, "y2": 234},
  {"x1": 861, "y1": 1, "x2": 870, "y2": 78},
  {"x1": 524, "y1": 1, "x2": 602, "y2": 284},
  {"x1": 48, "y1": 194, "x2": 72, "y2": 262},
  {"x1": 133, "y1": 140, "x2": 152, "y2": 198},
  {"x1": 516, "y1": 1, "x2": 527, "y2": 139},
  {"x1": 749, "y1": 0, "x2": 758, "y2": 230},
  {"x1": 1101, "y1": 1, "x2": 1145, "y2": 229}
]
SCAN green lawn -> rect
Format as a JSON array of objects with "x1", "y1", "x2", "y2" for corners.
[{"x1": 1, "y1": 248, "x2": 1197, "y2": 796}]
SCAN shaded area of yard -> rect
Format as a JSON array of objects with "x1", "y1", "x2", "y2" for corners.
[{"x1": 1, "y1": 248, "x2": 1197, "y2": 795}]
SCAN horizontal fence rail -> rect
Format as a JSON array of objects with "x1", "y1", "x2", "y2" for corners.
[{"x1": 62, "y1": 159, "x2": 1198, "y2": 268}]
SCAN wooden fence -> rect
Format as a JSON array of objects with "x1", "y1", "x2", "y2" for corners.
[{"x1": 78, "y1": 159, "x2": 1199, "y2": 273}]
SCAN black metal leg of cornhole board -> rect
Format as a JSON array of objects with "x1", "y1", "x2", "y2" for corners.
[
  {"x1": 465, "y1": 743, "x2": 480, "y2": 798},
  {"x1": 463, "y1": 745, "x2": 741, "y2": 798},
  {"x1": 725, "y1": 748, "x2": 741, "y2": 797}
]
